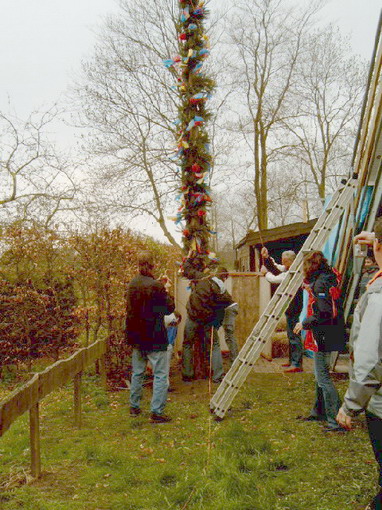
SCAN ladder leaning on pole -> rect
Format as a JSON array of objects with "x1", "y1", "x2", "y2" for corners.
[{"x1": 210, "y1": 177, "x2": 358, "y2": 420}]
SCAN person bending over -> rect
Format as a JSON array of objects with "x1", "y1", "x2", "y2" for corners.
[{"x1": 182, "y1": 256, "x2": 233, "y2": 383}]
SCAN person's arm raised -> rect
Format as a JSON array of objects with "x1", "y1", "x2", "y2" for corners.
[{"x1": 354, "y1": 231, "x2": 375, "y2": 246}]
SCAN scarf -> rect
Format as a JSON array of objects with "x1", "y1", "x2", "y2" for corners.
[{"x1": 367, "y1": 268, "x2": 382, "y2": 287}]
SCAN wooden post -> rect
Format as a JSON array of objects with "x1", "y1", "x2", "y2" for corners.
[
  {"x1": 99, "y1": 354, "x2": 107, "y2": 389},
  {"x1": 74, "y1": 372, "x2": 82, "y2": 429},
  {"x1": 259, "y1": 276, "x2": 272, "y2": 359},
  {"x1": 302, "y1": 200, "x2": 309, "y2": 222},
  {"x1": 29, "y1": 403, "x2": 41, "y2": 478}
]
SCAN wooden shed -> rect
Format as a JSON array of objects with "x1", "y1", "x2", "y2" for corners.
[{"x1": 236, "y1": 219, "x2": 318, "y2": 272}]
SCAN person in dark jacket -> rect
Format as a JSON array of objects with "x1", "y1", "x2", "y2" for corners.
[
  {"x1": 125, "y1": 251, "x2": 175, "y2": 423},
  {"x1": 261, "y1": 247, "x2": 304, "y2": 372},
  {"x1": 182, "y1": 257, "x2": 233, "y2": 382},
  {"x1": 294, "y1": 250, "x2": 346, "y2": 431}
]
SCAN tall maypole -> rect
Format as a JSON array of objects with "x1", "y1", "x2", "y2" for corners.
[{"x1": 165, "y1": 0, "x2": 215, "y2": 264}]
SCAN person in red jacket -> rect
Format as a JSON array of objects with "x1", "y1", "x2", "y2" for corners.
[
  {"x1": 125, "y1": 251, "x2": 175, "y2": 423},
  {"x1": 294, "y1": 251, "x2": 346, "y2": 431}
]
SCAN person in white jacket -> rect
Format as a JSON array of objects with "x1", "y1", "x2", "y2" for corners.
[
  {"x1": 260, "y1": 248, "x2": 304, "y2": 372},
  {"x1": 337, "y1": 222, "x2": 382, "y2": 510}
]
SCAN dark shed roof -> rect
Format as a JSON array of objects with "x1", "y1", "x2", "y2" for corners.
[{"x1": 236, "y1": 219, "x2": 318, "y2": 249}]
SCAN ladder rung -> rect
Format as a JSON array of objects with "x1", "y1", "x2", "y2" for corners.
[
  {"x1": 238, "y1": 357, "x2": 256, "y2": 366},
  {"x1": 223, "y1": 379, "x2": 240, "y2": 390}
]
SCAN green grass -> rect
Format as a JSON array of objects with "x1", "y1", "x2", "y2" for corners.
[{"x1": 0, "y1": 372, "x2": 377, "y2": 510}]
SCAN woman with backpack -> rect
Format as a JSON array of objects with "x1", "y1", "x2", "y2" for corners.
[{"x1": 294, "y1": 250, "x2": 347, "y2": 432}]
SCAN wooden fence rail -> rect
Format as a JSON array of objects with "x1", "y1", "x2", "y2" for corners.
[{"x1": 0, "y1": 338, "x2": 107, "y2": 478}]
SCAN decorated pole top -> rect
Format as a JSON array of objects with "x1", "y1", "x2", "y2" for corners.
[{"x1": 164, "y1": 0, "x2": 216, "y2": 270}]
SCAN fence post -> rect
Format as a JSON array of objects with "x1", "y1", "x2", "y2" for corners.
[
  {"x1": 29, "y1": 403, "x2": 41, "y2": 478},
  {"x1": 99, "y1": 354, "x2": 107, "y2": 389},
  {"x1": 74, "y1": 372, "x2": 82, "y2": 429}
]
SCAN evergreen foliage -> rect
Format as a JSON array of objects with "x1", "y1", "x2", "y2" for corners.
[{"x1": 166, "y1": 1, "x2": 215, "y2": 264}]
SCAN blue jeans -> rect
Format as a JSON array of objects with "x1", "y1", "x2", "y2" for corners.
[
  {"x1": 286, "y1": 315, "x2": 303, "y2": 368},
  {"x1": 130, "y1": 349, "x2": 168, "y2": 415},
  {"x1": 166, "y1": 344, "x2": 174, "y2": 386},
  {"x1": 223, "y1": 308, "x2": 239, "y2": 363},
  {"x1": 311, "y1": 351, "x2": 341, "y2": 428},
  {"x1": 182, "y1": 317, "x2": 223, "y2": 382}
]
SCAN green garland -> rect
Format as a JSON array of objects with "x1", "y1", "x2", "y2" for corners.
[{"x1": 164, "y1": 0, "x2": 216, "y2": 266}]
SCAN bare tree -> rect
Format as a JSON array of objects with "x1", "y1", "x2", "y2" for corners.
[
  {"x1": 213, "y1": 161, "x2": 307, "y2": 252},
  {"x1": 75, "y1": 0, "x2": 366, "y2": 245},
  {"x1": 213, "y1": 184, "x2": 258, "y2": 251},
  {"x1": 224, "y1": 0, "x2": 322, "y2": 231},
  {"x1": 75, "y1": 0, "x2": 182, "y2": 247},
  {"x1": 284, "y1": 25, "x2": 367, "y2": 201},
  {"x1": 0, "y1": 109, "x2": 77, "y2": 227},
  {"x1": 75, "y1": 0, "x2": 237, "y2": 248}
]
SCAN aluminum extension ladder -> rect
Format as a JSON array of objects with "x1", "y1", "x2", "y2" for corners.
[{"x1": 211, "y1": 177, "x2": 358, "y2": 420}]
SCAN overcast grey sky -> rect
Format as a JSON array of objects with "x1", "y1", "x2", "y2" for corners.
[
  {"x1": 0, "y1": 0, "x2": 380, "y2": 123},
  {"x1": 0, "y1": 0, "x2": 380, "y2": 238},
  {"x1": 0, "y1": 0, "x2": 118, "y2": 116}
]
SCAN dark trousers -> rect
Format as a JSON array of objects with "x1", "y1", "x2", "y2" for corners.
[
  {"x1": 182, "y1": 317, "x2": 223, "y2": 382},
  {"x1": 285, "y1": 314, "x2": 303, "y2": 368},
  {"x1": 366, "y1": 411, "x2": 382, "y2": 488}
]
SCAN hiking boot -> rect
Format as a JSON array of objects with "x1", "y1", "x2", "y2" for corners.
[
  {"x1": 296, "y1": 415, "x2": 324, "y2": 422},
  {"x1": 281, "y1": 363, "x2": 291, "y2": 368},
  {"x1": 150, "y1": 413, "x2": 172, "y2": 423},
  {"x1": 130, "y1": 407, "x2": 142, "y2": 416},
  {"x1": 284, "y1": 367, "x2": 303, "y2": 373}
]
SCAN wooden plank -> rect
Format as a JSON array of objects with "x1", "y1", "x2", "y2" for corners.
[
  {"x1": 0, "y1": 375, "x2": 38, "y2": 436},
  {"x1": 354, "y1": 36, "x2": 382, "y2": 180},
  {"x1": 85, "y1": 339, "x2": 106, "y2": 366},
  {"x1": 38, "y1": 349, "x2": 85, "y2": 400},
  {"x1": 232, "y1": 275, "x2": 260, "y2": 349},
  {"x1": 29, "y1": 403, "x2": 41, "y2": 478},
  {"x1": 0, "y1": 339, "x2": 106, "y2": 437},
  {"x1": 74, "y1": 372, "x2": 82, "y2": 429}
]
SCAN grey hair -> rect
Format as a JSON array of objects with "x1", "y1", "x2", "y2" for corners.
[{"x1": 282, "y1": 250, "x2": 296, "y2": 261}]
